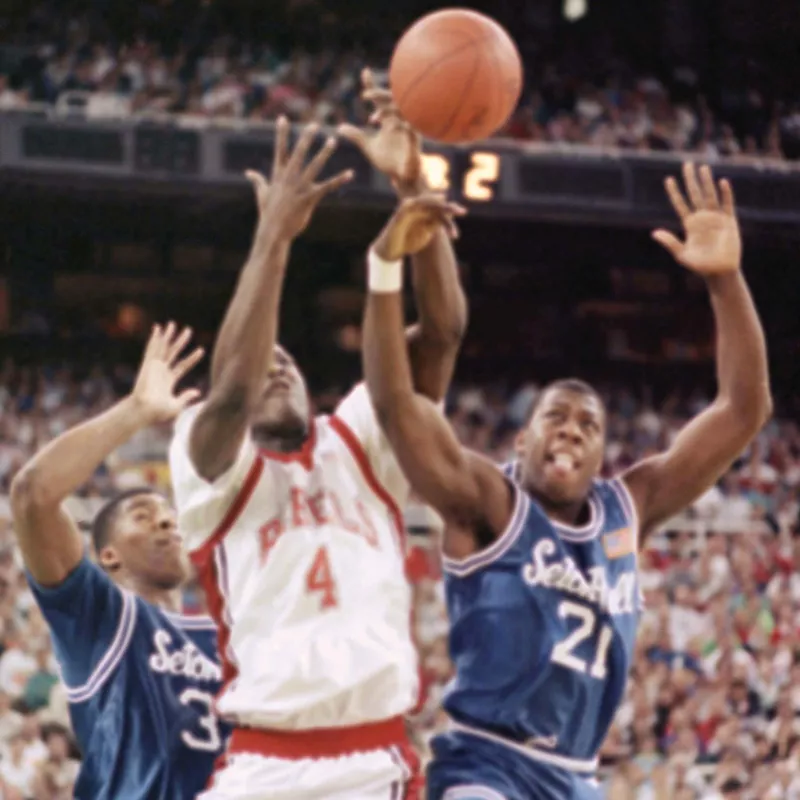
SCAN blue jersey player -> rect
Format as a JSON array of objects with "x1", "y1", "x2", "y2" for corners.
[
  {"x1": 10, "y1": 323, "x2": 228, "y2": 800},
  {"x1": 361, "y1": 163, "x2": 771, "y2": 798}
]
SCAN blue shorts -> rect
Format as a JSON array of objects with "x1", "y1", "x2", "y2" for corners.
[{"x1": 426, "y1": 731, "x2": 602, "y2": 800}]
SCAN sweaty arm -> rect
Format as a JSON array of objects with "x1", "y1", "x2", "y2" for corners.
[
  {"x1": 190, "y1": 121, "x2": 351, "y2": 482},
  {"x1": 189, "y1": 217, "x2": 291, "y2": 482},
  {"x1": 10, "y1": 396, "x2": 151, "y2": 586},
  {"x1": 625, "y1": 272, "x2": 771, "y2": 539},
  {"x1": 363, "y1": 274, "x2": 512, "y2": 558},
  {"x1": 405, "y1": 222, "x2": 468, "y2": 401},
  {"x1": 12, "y1": 400, "x2": 145, "y2": 700}
]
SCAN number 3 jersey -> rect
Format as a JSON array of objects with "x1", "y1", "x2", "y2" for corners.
[
  {"x1": 441, "y1": 469, "x2": 641, "y2": 770},
  {"x1": 168, "y1": 383, "x2": 419, "y2": 731},
  {"x1": 28, "y1": 558, "x2": 226, "y2": 800}
]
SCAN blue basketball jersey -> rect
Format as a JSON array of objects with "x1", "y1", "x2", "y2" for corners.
[
  {"x1": 29, "y1": 557, "x2": 227, "y2": 800},
  {"x1": 431, "y1": 469, "x2": 640, "y2": 797}
]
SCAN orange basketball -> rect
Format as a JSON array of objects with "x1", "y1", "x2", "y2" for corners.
[{"x1": 389, "y1": 9, "x2": 523, "y2": 144}]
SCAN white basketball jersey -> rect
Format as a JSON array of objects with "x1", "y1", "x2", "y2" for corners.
[{"x1": 169, "y1": 384, "x2": 419, "y2": 731}]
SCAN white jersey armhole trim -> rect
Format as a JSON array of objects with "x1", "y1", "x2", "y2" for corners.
[
  {"x1": 610, "y1": 476, "x2": 640, "y2": 553},
  {"x1": 611, "y1": 475, "x2": 644, "y2": 611},
  {"x1": 443, "y1": 786, "x2": 508, "y2": 800},
  {"x1": 442, "y1": 481, "x2": 529, "y2": 578},
  {"x1": 65, "y1": 590, "x2": 137, "y2": 704},
  {"x1": 162, "y1": 611, "x2": 217, "y2": 631}
]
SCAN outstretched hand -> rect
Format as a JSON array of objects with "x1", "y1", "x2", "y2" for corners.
[
  {"x1": 372, "y1": 194, "x2": 466, "y2": 262},
  {"x1": 337, "y1": 68, "x2": 423, "y2": 193},
  {"x1": 131, "y1": 322, "x2": 204, "y2": 424},
  {"x1": 653, "y1": 163, "x2": 742, "y2": 276},
  {"x1": 245, "y1": 117, "x2": 354, "y2": 241}
]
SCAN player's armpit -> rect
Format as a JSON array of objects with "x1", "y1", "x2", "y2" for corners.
[
  {"x1": 371, "y1": 390, "x2": 512, "y2": 553},
  {"x1": 188, "y1": 380, "x2": 251, "y2": 482},
  {"x1": 623, "y1": 397, "x2": 769, "y2": 537},
  {"x1": 170, "y1": 403, "x2": 259, "y2": 553},
  {"x1": 28, "y1": 557, "x2": 130, "y2": 700}
]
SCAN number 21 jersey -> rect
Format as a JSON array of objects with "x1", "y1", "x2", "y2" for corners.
[{"x1": 441, "y1": 472, "x2": 640, "y2": 766}]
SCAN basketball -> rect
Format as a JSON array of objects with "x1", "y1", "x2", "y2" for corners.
[{"x1": 389, "y1": 9, "x2": 523, "y2": 144}]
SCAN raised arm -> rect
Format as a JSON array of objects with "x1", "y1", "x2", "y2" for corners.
[
  {"x1": 10, "y1": 325, "x2": 202, "y2": 585},
  {"x1": 625, "y1": 164, "x2": 772, "y2": 538},
  {"x1": 190, "y1": 119, "x2": 353, "y2": 481},
  {"x1": 339, "y1": 69, "x2": 467, "y2": 400},
  {"x1": 363, "y1": 197, "x2": 512, "y2": 556}
]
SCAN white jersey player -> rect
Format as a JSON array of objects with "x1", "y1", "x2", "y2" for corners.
[{"x1": 169, "y1": 80, "x2": 466, "y2": 799}]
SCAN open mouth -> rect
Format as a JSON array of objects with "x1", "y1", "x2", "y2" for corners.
[
  {"x1": 155, "y1": 534, "x2": 182, "y2": 549},
  {"x1": 545, "y1": 451, "x2": 581, "y2": 473},
  {"x1": 265, "y1": 377, "x2": 292, "y2": 396}
]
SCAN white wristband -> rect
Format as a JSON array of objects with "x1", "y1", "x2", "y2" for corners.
[{"x1": 368, "y1": 249, "x2": 403, "y2": 294}]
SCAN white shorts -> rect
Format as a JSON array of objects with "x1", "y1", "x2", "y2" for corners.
[
  {"x1": 199, "y1": 746, "x2": 419, "y2": 800},
  {"x1": 199, "y1": 720, "x2": 421, "y2": 800}
]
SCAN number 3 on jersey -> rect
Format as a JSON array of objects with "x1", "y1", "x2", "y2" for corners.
[
  {"x1": 551, "y1": 601, "x2": 613, "y2": 680},
  {"x1": 306, "y1": 546, "x2": 338, "y2": 609}
]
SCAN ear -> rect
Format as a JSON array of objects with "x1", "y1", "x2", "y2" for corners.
[
  {"x1": 514, "y1": 428, "x2": 526, "y2": 457},
  {"x1": 98, "y1": 545, "x2": 121, "y2": 573}
]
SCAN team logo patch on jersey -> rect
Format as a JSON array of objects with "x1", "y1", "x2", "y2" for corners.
[{"x1": 603, "y1": 526, "x2": 634, "y2": 559}]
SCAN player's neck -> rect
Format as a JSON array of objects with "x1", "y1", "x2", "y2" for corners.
[
  {"x1": 253, "y1": 428, "x2": 309, "y2": 453},
  {"x1": 529, "y1": 488, "x2": 591, "y2": 528},
  {"x1": 121, "y1": 576, "x2": 183, "y2": 612}
]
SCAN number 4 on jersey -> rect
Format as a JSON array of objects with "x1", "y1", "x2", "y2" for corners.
[{"x1": 306, "y1": 546, "x2": 338, "y2": 609}]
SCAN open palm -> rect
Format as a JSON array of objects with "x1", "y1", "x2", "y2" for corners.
[
  {"x1": 653, "y1": 163, "x2": 741, "y2": 276},
  {"x1": 373, "y1": 195, "x2": 465, "y2": 262},
  {"x1": 132, "y1": 322, "x2": 204, "y2": 424},
  {"x1": 337, "y1": 68, "x2": 422, "y2": 191}
]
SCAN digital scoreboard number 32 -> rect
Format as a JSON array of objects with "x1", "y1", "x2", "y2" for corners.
[{"x1": 420, "y1": 151, "x2": 500, "y2": 202}]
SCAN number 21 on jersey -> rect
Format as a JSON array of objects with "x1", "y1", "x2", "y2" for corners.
[{"x1": 551, "y1": 601, "x2": 613, "y2": 680}]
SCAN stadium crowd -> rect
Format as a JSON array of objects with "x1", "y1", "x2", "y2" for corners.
[
  {"x1": 0, "y1": 360, "x2": 795, "y2": 798},
  {"x1": 0, "y1": 2, "x2": 797, "y2": 160}
]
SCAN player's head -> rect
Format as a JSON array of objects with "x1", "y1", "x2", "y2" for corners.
[
  {"x1": 517, "y1": 379, "x2": 606, "y2": 507},
  {"x1": 250, "y1": 345, "x2": 311, "y2": 444},
  {"x1": 92, "y1": 488, "x2": 188, "y2": 590}
]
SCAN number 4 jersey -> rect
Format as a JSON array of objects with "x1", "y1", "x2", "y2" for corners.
[
  {"x1": 438, "y1": 469, "x2": 641, "y2": 773},
  {"x1": 168, "y1": 383, "x2": 419, "y2": 731},
  {"x1": 28, "y1": 557, "x2": 226, "y2": 800}
]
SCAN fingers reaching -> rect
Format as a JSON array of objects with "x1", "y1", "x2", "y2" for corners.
[
  {"x1": 166, "y1": 326, "x2": 194, "y2": 366},
  {"x1": 143, "y1": 323, "x2": 163, "y2": 361},
  {"x1": 664, "y1": 176, "x2": 691, "y2": 223},
  {"x1": 312, "y1": 169, "x2": 355, "y2": 199},
  {"x1": 403, "y1": 194, "x2": 466, "y2": 217},
  {"x1": 245, "y1": 169, "x2": 269, "y2": 197},
  {"x1": 272, "y1": 116, "x2": 290, "y2": 180},
  {"x1": 699, "y1": 165, "x2": 720, "y2": 209},
  {"x1": 682, "y1": 162, "x2": 706, "y2": 210},
  {"x1": 719, "y1": 178, "x2": 736, "y2": 217},
  {"x1": 177, "y1": 388, "x2": 202, "y2": 410},
  {"x1": 286, "y1": 123, "x2": 319, "y2": 176},
  {"x1": 336, "y1": 123, "x2": 369, "y2": 154},
  {"x1": 303, "y1": 136, "x2": 338, "y2": 183},
  {"x1": 666, "y1": 163, "x2": 736, "y2": 222},
  {"x1": 402, "y1": 194, "x2": 466, "y2": 239},
  {"x1": 361, "y1": 68, "x2": 375, "y2": 94},
  {"x1": 651, "y1": 229, "x2": 683, "y2": 260},
  {"x1": 173, "y1": 346, "x2": 205, "y2": 383}
]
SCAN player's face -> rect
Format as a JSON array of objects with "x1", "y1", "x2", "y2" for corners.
[
  {"x1": 250, "y1": 345, "x2": 310, "y2": 442},
  {"x1": 106, "y1": 493, "x2": 189, "y2": 589},
  {"x1": 520, "y1": 388, "x2": 605, "y2": 506}
]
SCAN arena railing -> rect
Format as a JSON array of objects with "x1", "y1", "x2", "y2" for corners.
[{"x1": 0, "y1": 110, "x2": 799, "y2": 226}]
